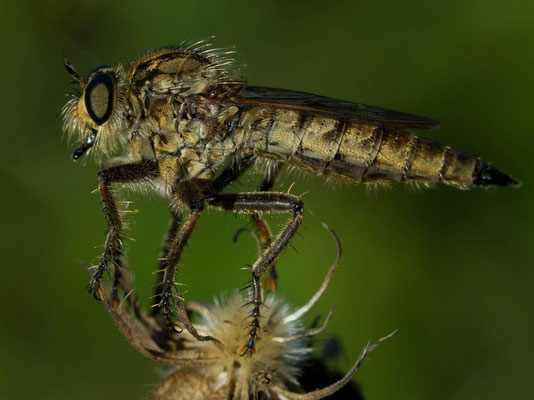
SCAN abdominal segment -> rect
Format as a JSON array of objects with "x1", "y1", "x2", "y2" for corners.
[{"x1": 246, "y1": 108, "x2": 516, "y2": 188}]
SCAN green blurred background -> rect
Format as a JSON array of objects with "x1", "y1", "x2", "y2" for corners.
[{"x1": 1, "y1": 1, "x2": 532, "y2": 399}]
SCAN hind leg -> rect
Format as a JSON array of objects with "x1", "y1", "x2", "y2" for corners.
[
  {"x1": 208, "y1": 191, "x2": 303, "y2": 355},
  {"x1": 252, "y1": 162, "x2": 283, "y2": 291}
]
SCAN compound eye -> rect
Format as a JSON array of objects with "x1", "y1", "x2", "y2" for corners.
[{"x1": 84, "y1": 72, "x2": 115, "y2": 125}]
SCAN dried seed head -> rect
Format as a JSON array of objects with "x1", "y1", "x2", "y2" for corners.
[
  {"x1": 176, "y1": 292, "x2": 315, "y2": 397},
  {"x1": 91, "y1": 225, "x2": 393, "y2": 400}
]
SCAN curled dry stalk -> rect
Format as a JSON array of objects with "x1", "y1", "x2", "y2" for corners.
[{"x1": 85, "y1": 223, "x2": 394, "y2": 399}]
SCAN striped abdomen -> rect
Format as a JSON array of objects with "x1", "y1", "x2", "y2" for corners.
[{"x1": 245, "y1": 108, "x2": 518, "y2": 188}]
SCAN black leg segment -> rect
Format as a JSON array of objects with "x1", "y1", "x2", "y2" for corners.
[
  {"x1": 153, "y1": 209, "x2": 202, "y2": 331},
  {"x1": 208, "y1": 191, "x2": 303, "y2": 355},
  {"x1": 152, "y1": 215, "x2": 182, "y2": 316},
  {"x1": 252, "y1": 162, "x2": 283, "y2": 291},
  {"x1": 89, "y1": 160, "x2": 158, "y2": 300}
]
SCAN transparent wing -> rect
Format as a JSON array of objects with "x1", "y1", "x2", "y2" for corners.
[{"x1": 220, "y1": 86, "x2": 440, "y2": 130}]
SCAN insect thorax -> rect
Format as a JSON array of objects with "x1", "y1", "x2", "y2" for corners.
[
  {"x1": 136, "y1": 92, "x2": 244, "y2": 186},
  {"x1": 126, "y1": 46, "x2": 249, "y2": 185}
]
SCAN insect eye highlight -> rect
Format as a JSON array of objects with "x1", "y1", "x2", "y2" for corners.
[{"x1": 84, "y1": 72, "x2": 115, "y2": 125}]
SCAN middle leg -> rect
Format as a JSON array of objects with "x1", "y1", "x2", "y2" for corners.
[
  {"x1": 153, "y1": 206, "x2": 202, "y2": 332},
  {"x1": 151, "y1": 215, "x2": 182, "y2": 317},
  {"x1": 150, "y1": 155, "x2": 256, "y2": 328}
]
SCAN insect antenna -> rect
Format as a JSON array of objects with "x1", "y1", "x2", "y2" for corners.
[{"x1": 63, "y1": 55, "x2": 84, "y2": 85}]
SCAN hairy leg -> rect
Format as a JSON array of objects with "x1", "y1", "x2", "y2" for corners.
[
  {"x1": 89, "y1": 160, "x2": 158, "y2": 300},
  {"x1": 152, "y1": 215, "x2": 182, "y2": 316},
  {"x1": 153, "y1": 207, "x2": 202, "y2": 332},
  {"x1": 252, "y1": 162, "x2": 283, "y2": 291},
  {"x1": 208, "y1": 192, "x2": 303, "y2": 355},
  {"x1": 151, "y1": 155, "x2": 256, "y2": 324}
]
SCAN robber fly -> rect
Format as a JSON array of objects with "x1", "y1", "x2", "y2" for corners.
[{"x1": 62, "y1": 41, "x2": 518, "y2": 355}]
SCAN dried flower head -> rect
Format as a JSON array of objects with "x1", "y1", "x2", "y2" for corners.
[{"x1": 90, "y1": 226, "x2": 393, "y2": 399}]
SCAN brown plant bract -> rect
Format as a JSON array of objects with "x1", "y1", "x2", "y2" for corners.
[{"x1": 88, "y1": 226, "x2": 393, "y2": 399}]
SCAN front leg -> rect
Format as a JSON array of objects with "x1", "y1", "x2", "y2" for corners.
[
  {"x1": 208, "y1": 192, "x2": 304, "y2": 356},
  {"x1": 89, "y1": 160, "x2": 158, "y2": 300}
]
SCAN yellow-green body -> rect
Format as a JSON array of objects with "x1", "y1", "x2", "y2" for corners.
[{"x1": 63, "y1": 45, "x2": 518, "y2": 190}]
